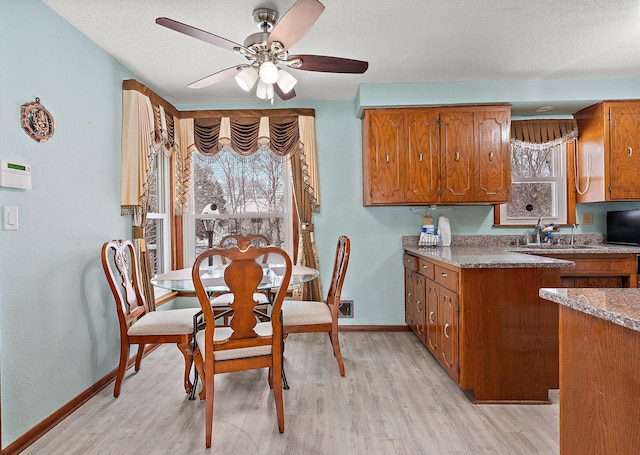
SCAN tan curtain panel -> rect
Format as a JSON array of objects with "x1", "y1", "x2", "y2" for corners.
[
  {"x1": 511, "y1": 119, "x2": 578, "y2": 144},
  {"x1": 120, "y1": 89, "x2": 157, "y2": 309},
  {"x1": 121, "y1": 90, "x2": 154, "y2": 212},
  {"x1": 290, "y1": 115, "x2": 322, "y2": 301},
  {"x1": 298, "y1": 115, "x2": 320, "y2": 211}
]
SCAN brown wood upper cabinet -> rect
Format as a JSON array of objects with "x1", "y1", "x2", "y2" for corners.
[
  {"x1": 575, "y1": 100, "x2": 640, "y2": 202},
  {"x1": 363, "y1": 105, "x2": 511, "y2": 206}
]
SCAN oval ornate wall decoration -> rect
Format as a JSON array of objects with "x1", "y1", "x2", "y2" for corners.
[{"x1": 21, "y1": 97, "x2": 54, "y2": 142}]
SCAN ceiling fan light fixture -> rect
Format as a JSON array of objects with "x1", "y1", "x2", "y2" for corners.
[
  {"x1": 276, "y1": 69, "x2": 297, "y2": 94},
  {"x1": 235, "y1": 67, "x2": 258, "y2": 91},
  {"x1": 259, "y1": 61, "x2": 279, "y2": 84},
  {"x1": 256, "y1": 80, "x2": 274, "y2": 100}
]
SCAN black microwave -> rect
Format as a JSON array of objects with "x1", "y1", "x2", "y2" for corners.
[{"x1": 606, "y1": 210, "x2": 640, "y2": 246}]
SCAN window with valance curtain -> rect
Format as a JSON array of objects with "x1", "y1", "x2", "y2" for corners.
[
  {"x1": 496, "y1": 119, "x2": 578, "y2": 226},
  {"x1": 121, "y1": 81, "x2": 322, "y2": 302}
]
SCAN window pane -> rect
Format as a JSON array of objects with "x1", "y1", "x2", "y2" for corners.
[
  {"x1": 511, "y1": 146, "x2": 553, "y2": 178},
  {"x1": 145, "y1": 218, "x2": 163, "y2": 275},
  {"x1": 192, "y1": 150, "x2": 287, "y2": 254},
  {"x1": 506, "y1": 182, "x2": 554, "y2": 218},
  {"x1": 147, "y1": 154, "x2": 159, "y2": 212}
]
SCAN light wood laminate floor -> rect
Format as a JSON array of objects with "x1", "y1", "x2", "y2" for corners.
[{"x1": 23, "y1": 332, "x2": 559, "y2": 454}]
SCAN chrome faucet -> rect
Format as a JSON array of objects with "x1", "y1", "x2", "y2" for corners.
[{"x1": 570, "y1": 224, "x2": 576, "y2": 246}]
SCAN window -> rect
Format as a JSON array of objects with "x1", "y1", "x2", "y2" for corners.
[
  {"x1": 145, "y1": 151, "x2": 171, "y2": 277},
  {"x1": 498, "y1": 141, "x2": 567, "y2": 226},
  {"x1": 183, "y1": 149, "x2": 293, "y2": 266}
]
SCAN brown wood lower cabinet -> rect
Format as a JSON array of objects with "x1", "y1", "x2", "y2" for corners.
[
  {"x1": 541, "y1": 253, "x2": 637, "y2": 288},
  {"x1": 404, "y1": 252, "x2": 560, "y2": 403}
]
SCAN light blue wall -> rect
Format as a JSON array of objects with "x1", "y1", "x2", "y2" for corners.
[
  {"x1": 2, "y1": 0, "x2": 640, "y2": 449},
  {"x1": 0, "y1": 0, "x2": 133, "y2": 447}
]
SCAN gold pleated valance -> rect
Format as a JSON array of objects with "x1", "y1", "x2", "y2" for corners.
[{"x1": 511, "y1": 119, "x2": 578, "y2": 144}]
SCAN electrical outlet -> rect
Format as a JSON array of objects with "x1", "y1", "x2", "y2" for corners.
[
  {"x1": 581, "y1": 213, "x2": 594, "y2": 225},
  {"x1": 338, "y1": 300, "x2": 354, "y2": 318}
]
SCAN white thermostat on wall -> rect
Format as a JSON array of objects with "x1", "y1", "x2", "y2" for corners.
[{"x1": 0, "y1": 160, "x2": 32, "y2": 189}]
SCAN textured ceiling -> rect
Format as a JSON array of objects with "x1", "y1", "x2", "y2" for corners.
[{"x1": 43, "y1": 0, "x2": 640, "y2": 114}]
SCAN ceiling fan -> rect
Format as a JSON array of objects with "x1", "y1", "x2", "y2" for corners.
[{"x1": 156, "y1": 0, "x2": 368, "y2": 102}]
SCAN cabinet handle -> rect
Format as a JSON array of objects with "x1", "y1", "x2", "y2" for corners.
[
  {"x1": 418, "y1": 152, "x2": 423, "y2": 163},
  {"x1": 385, "y1": 153, "x2": 390, "y2": 163},
  {"x1": 628, "y1": 147, "x2": 633, "y2": 158},
  {"x1": 444, "y1": 323, "x2": 450, "y2": 338},
  {"x1": 429, "y1": 311, "x2": 435, "y2": 324},
  {"x1": 489, "y1": 150, "x2": 494, "y2": 161},
  {"x1": 422, "y1": 264, "x2": 428, "y2": 269},
  {"x1": 417, "y1": 299, "x2": 422, "y2": 312},
  {"x1": 407, "y1": 292, "x2": 412, "y2": 304},
  {"x1": 441, "y1": 273, "x2": 448, "y2": 278},
  {"x1": 454, "y1": 151, "x2": 460, "y2": 162}
]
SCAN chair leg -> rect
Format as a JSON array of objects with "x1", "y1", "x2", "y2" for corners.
[
  {"x1": 328, "y1": 330, "x2": 346, "y2": 377},
  {"x1": 273, "y1": 358, "x2": 285, "y2": 432},
  {"x1": 193, "y1": 350, "x2": 206, "y2": 400},
  {"x1": 204, "y1": 363, "x2": 215, "y2": 448},
  {"x1": 134, "y1": 344, "x2": 145, "y2": 371},
  {"x1": 177, "y1": 342, "x2": 194, "y2": 395},
  {"x1": 114, "y1": 342, "x2": 130, "y2": 398}
]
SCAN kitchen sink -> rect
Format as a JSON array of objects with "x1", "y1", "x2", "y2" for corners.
[{"x1": 517, "y1": 244, "x2": 598, "y2": 250}]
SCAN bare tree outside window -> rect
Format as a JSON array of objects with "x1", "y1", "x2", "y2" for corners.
[{"x1": 192, "y1": 149, "x2": 287, "y2": 257}]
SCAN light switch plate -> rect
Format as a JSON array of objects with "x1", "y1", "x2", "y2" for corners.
[{"x1": 3, "y1": 206, "x2": 18, "y2": 230}]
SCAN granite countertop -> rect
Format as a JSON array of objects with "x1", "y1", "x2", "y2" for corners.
[
  {"x1": 403, "y1": 246, "x2": 574, "y2": 269},
  {"x1": 403, "y1": 234, "x2": 640, "y2": 269},
  {"x1": 539, "y1": 288, "x2": 640, "y2": 333}
]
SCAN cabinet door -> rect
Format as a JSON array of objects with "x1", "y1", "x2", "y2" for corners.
[
  {"x1": 364, "y1": 112, "x2": 404, "y2": 204},
  {"x1": 439, "y1": 286, "x2": 459, "y2": 381},
  {"x1": 425, "y1": 279, "x2": 439, "y2": 353},
  {"x1": 608, "y1": 104, "x2": 640, "y2": 199},
  {"x1": 413, "y1": 273, "x2": 427, "y2": 340},
  {"x1": 474, "y1": 109, "x2": 511, "y2": 202},
  {"x1": 404, "y1": 268, "x2": 414, "y2": 325},
  {"x1": 405, "y1": 110, "x2": 440, "y2": 203},
  {"x1": 440, "y1": 110, "x2": 474, "y2": 202}
]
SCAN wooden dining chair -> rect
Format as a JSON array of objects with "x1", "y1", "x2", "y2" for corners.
[
  {"x1": 281, "y1": 235, "x2": 351, "y2": 376},
  {"x1": 210, "y1": 234, "x2": 271, "y2": 324},
  {"x1": 191, "y1": 244, "x2": 292, "y2": 448},
  {"x1": 101, "y1": 239, "x2": 200, "y2": 398}
]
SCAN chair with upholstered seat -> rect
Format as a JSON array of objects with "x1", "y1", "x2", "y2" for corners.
[
  {"x1": 281, "y1": 235, "x2": 350, "y2": 376},
  {"x1": 101, "y1": 239, "x2": 200, "y2": 398},
  {"x1": 191, "y1": 244, "x2": 292, "y2": 448}
]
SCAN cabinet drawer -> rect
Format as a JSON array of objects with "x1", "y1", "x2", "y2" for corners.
[
  {"x1": 403, "y1": 253, "x2": 418, "y2": 272},
  {"x1": 417, "y1": 258, "x2": 435, "y2": 280},
  {"x1": 434, "y1": 265, "x2": 459, "y2": 291}
]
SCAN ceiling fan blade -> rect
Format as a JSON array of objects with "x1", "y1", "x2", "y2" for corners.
[
  {"x1": 268, "y1": 0, "x2": 325, "y2": 51},
  {"x1": 288, "y1": 55, "x2": 369, "y2": 74},
  {"x1": 188, "y1": 66, "x2": 243, "y2": 89},
  {"x1": 156, "y1": 17, "x2": 242, "y2": 52},
  {"x1": 274, "y1": 84, "x2": 297, "y2": 101}
]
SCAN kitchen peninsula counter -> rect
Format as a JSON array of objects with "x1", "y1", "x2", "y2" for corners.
[
  {"x1": 403, "y1": 245, "x2": 569, "y2": 403},
  {"x1": 539, "y1": 288, "x2": 640, "y2": 454}
]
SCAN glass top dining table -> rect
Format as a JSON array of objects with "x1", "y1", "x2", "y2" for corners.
[{"x1": 151, "y1": 264, "x2": 320, "y2": 293}]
